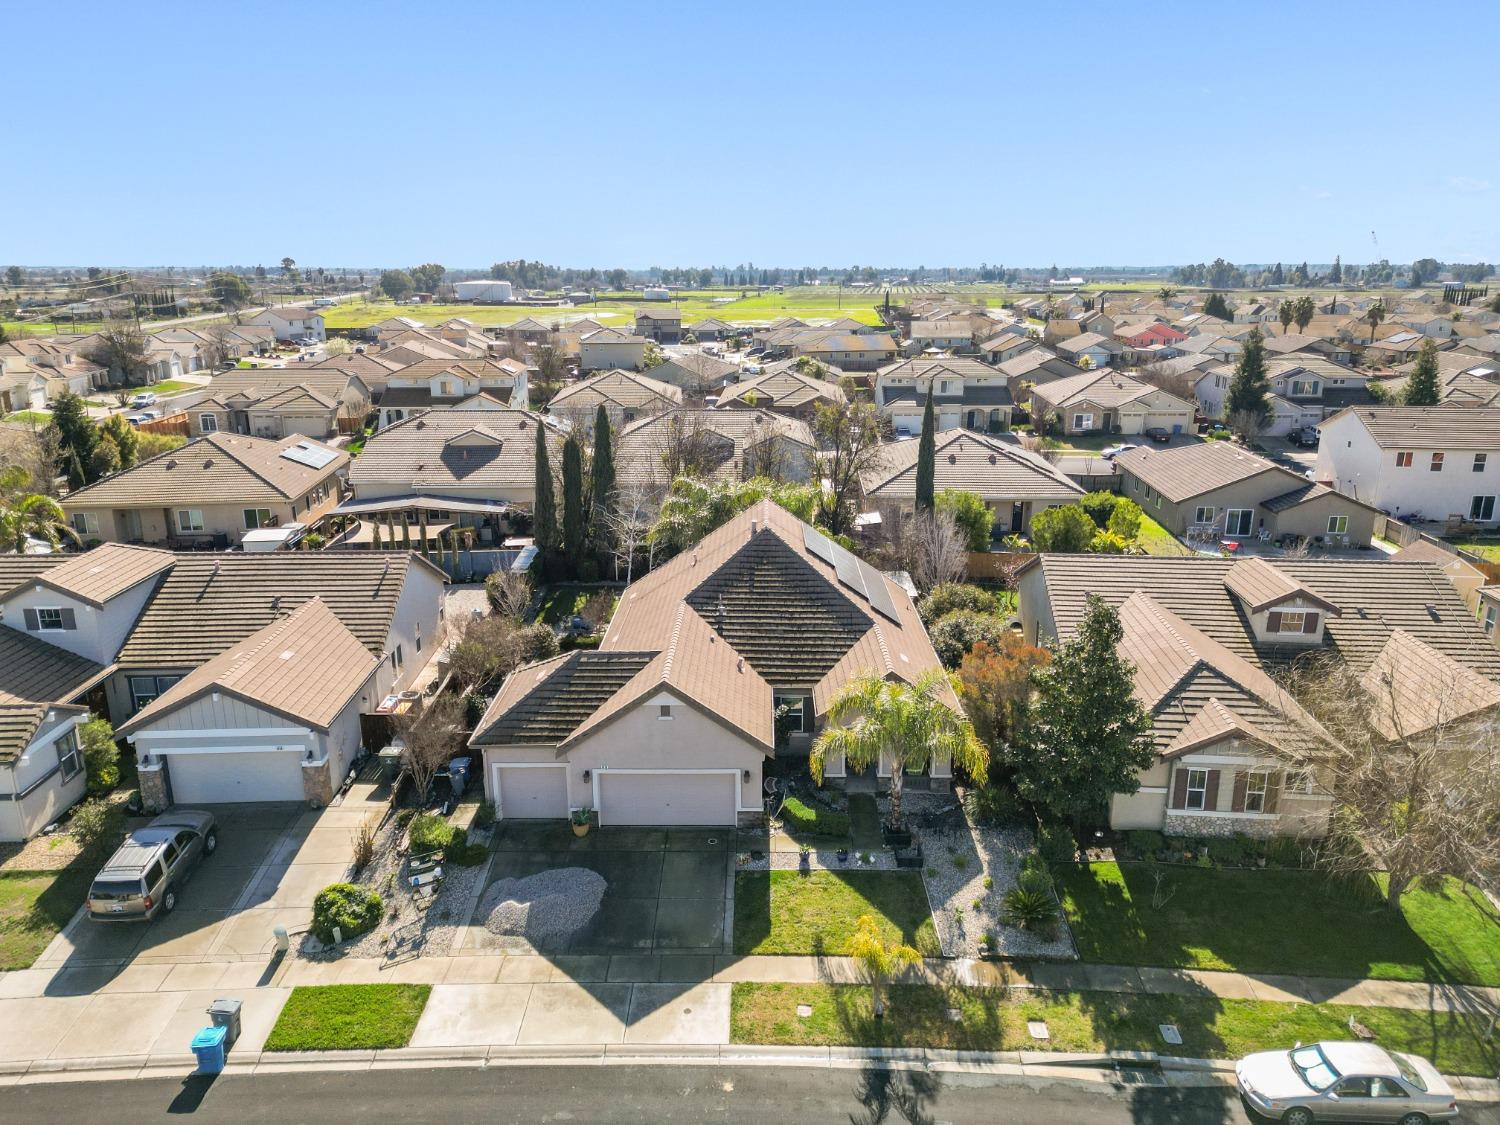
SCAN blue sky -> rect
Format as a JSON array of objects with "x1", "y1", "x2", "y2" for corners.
[{"x1": 8, "y1": 0, "x2": 1497, "y2": 268}]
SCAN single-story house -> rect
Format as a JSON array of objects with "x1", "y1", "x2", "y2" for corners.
[
  {"x1": 716, "y1": 366, "x2": 847, "y2": 421},
  {"x1": 1029, "y1": 370, "x2": 1195, "y2": 437},
  {"x1": 547, "y1": 368, "x2": 682, "y2": 426},
  {"x1": 613, "y1": 408, "x2": 817, "y2": 492},
  {"x1": 650, "y1": 352, "x2": 740, "y2": 399}
]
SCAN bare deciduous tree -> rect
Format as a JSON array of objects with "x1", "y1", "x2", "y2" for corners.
[
  {"x1": 484, "y1": 569, "x2": 532, "y2": 621},
  {"x1": 1136, "y1": 361, "x2": 1198, "y2": 402},
  {"x1": 393, "y1": 693, "x2": 467, "y2": 806},
  {"x1": 814, "y1": 397, "x2": 886, "y2": 538},
  {"x1": 604, "y1": 484, "x2": 658, "y2": 582},
  {"x1": 875, "y1": 508, "x2": 968, "y2": 591},
  {"x1": 1281, "y1": 652, "x2": 1500, "y2": 909},
  {"x1": 654, "y1": 412, "x2": 727, "y2": 481}
]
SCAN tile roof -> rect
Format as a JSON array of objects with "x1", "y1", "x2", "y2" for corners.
[
  {"x1": 1223, "y1": 558, "x2": 1339, "y2": 614},
  {"x1": 6, "y1": 544, "x2": 174, "y2": 607},
  {"x1": 1030, "y1": 369, "x2": 1163, "y2": 411},
  {"x1": 548, "y1": 369, "x2": 682, "y2": 412},
  {"x1": 718, "y1": 368, "x2": 847, "y2": 410},
  {"x1": 117, "y1": 598, "x2": 378, "y2": 736},
  {"x1": 1113, "y1": 442, "x2": 1285, "y2": 503},
  {"x1": 471, "y1": 651, "x2": 657, "y2": 745},
  {"x1": 1329, "y1": 404, "x2": 1500, "y2": 450},
  {"x1": 1360, "y1": 628, "x2": 1500, "y2": 741},
  {"x1": 863, "y1": 430, "x2": 1083, "y2": 503},
  {"x1": 613, "y1": 409, "x2": 815, "y2": 489},
  {"x1": 60, "y1": 433, "x2": 346, "y2": 509},
  {"x1": 205, "y1": 368, "x2": 364, "y2": 402},
  {"x1": 0, "y1": 701, "x2": 90, "y2": 766},
  {"x1": 348, "y1": 408, "x2": 560, "y2": 497},
  {"x1": 0, "y1": 624, "x2": 110, "y2": 763}
]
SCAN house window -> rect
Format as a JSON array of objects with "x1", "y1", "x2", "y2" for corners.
[
  {"x1": 393, "y1": 644, "x2": 404, "y2": 671},
  {"x1": 71, "y1": 512, "x2": 99, "y2": 535},
  {"x1": 1395, "y1": 451, "x2": 1413, "y2": 467},
  {"x1": 1431, "y1": 453, "x2": 1445, "y2": 472},
  {"x1": 243, "y1": 508, "x2": 275, "y2": 529},
  {"x1": 1194, "y1": 506, "x2": 1216, "y2": 523},
  {"x1": 774, "y1": 693, "x2": 807, "y2": 733},
  {"x1": 1072, "y1": 413, "x2": 1093, "y2": 430},
  {"x1": 1483, "y1": 604, "x2": 1498, "y2": 635},
  {"x1": 177, "y1": 509, "x2": 205, "y2": 533},
  {"x1": 1266, "y1": 608, "x2": 1319, "y2": 635},
  {"x1": 36, "y1": 607, "x2": 65, "y2": 630},
  {"x1": 1471, "y1": 496, "x2": 1496, "y2": 521},
  {"x1": 55, "y1": 729, "x2": 82, "y2": 783},
  {"x1": 1243, "y1": 771, "x2": 1269, "y2": 812},
  {"x1": 1225, "y1": 509, "x2": 1253, "y2": 536},
  {"x1": 128, "y1": 674, "x2": 181, "y2": 712},
  {"x1": 658, "y1": 704, "x2": 673, "y2": 720},
  {"x1": 1327, "y1": 515, "x2": 1348, "y2": 534},
  {"x1": 198, "y1": 413, "x2": 218, "y2": 433},
  {"x1": 1184, "y1": 768, "x2": 1209, "y2": 811},
  {"x1": 1287, "y1": 769, "x2": 1315, "y2": 794},
  {"x1": 1475, "y1": 453, "x2": 1488, "y2": 473}
]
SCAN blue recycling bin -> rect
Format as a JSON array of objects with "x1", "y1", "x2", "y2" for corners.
[{"x1": 190, "y1": 1025, "x2": 227, "y2": 1074}]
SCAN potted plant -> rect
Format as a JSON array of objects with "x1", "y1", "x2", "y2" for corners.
[
  {"x1": 798, "y1": 844, "x2": 811, "y2": 873},
  {"x1": 570, "y1": 807, "x2": 593, "y2": 838}
]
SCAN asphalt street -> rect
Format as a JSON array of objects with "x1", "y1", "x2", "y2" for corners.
[{"x1": 10, "y1": 1063, "x2": 1496, "y2": 1125}]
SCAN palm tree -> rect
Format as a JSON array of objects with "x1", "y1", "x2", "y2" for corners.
[
  {"x1": 1156, "y1": 286, "x2": 1176, "y2": 303},
  {"x1": 810, "y1": 670, "x2": 987, "y2": 829},
  {"x1": 1277, "y1": 300, "x2": 1295, "y2": 335},
  {"x1": 1365, "y1": 300, "x2": 1387, "y2": 343},
  {"x1": 0, "y1": 492, "x2": 78, "y2": 553}
]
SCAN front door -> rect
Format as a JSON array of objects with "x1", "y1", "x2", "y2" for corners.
[
  {"x1": 1011, "y1": 502, "x2": 1024, "y2": 533},
  {"x1": 120, "y1": 510, "x2": 143, "y2": 541}
]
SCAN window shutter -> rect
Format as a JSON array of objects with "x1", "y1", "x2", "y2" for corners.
[
  {"x1": 1264, "y1": 772, "x2": 1281, "y2": 814},
  {"x1": 23, "y1": 608, "x2": 39, "y2": 631},
  {"x1": 1170, "y1": 768, "x2": 1189, "y2": 810},
  {"x1": 59, "y1": 608, "x2": 77, "y2": 630},
  {"x1": 1302, "y1": 612, "x2": 1319, "y2": 635},
  {"x1": 1266, "y1": 610, "x2": 1283, "y2": 633},
  {"x1": 1231, "y1": 771, "x2": 1248, "y2": 813},
  {"x1": 1203, "y1": 769, "x2": 1221, "y2": 812}
]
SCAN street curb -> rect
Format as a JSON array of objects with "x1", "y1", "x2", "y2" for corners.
[{"x1": 0, "y1": 1043, "x2": 1493, "y2": 1100}]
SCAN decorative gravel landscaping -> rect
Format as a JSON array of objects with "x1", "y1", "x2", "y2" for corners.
[
  {"x1": 1058, "y1": 862, "x2": 1500, "y2": 985},
  {"x1": 728, "y1": 983, "x2": 1500, "y2": 1076},
  {"x1": 264, "y1": 984, "x2": 431, "y2": 1051},
  {"x1": 478, "y1": 867, "x2": 607, "y2": 948},
  {"x1": 733, "y1": 870, "x2": 940, "y2": 957}
]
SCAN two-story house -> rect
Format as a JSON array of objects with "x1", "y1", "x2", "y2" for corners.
[
  {"x1": 375, "y1": 358, "x2": 529, "y2": 428},
  {"x1": 633, "y1": 307, "x2": 683, "y2": 344},
  {"x1": 243, "y1": 306, "x2": 326, "y2": 343},
  {"x1": 874, "y1": 357, "x2": 1014, "y2": 436}
]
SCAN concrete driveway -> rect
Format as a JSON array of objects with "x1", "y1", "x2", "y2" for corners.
[{"x1": 468, "y1": 823, "x2": 733, "y2": 956}]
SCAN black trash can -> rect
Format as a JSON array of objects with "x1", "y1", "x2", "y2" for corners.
[{"x1": 206, "y1": 998, "x2": 243, "y2": 1049}]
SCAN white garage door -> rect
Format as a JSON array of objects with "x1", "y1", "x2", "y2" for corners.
[
  {"x1": 598, "y1": 771, "x2": 736, "y2": 827},
  {"x1": 168, "y1": 751, "x2": 304, "y2": 804},
  {"x1": 495, "y1": 765, "x2": 568, "y2": 820}
]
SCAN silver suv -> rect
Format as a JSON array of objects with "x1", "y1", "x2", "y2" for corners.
[{"x1": 87, "y1": 810, "x2": 218, "y2": 922}]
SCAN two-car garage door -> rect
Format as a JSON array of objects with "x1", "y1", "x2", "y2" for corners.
[
  {"x1": 598, "y1": 771, "x2": 737, "y2": 827},
  {"x1": 167, "y1": 751, "x2": 304, "y2": 804}
]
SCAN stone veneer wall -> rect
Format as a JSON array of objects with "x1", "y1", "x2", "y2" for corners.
[
  {"x1": 138, "y1": 760, "x2": 170, "y2": 814},
  {"x1": 301, "y1": 760, "x2": 334, "y2": 808},
  {"x1": 1163, "y1": 813, "x2": 1280, "y2": 839}
]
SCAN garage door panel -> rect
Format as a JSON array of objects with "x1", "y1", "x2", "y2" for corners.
[
  {"x1": 496, "y1": 766, "x2": 568, "y2": 820},
  {"x1": 168, "y1": 751, "x2": 304, "y2": 804},
  {"x1": 600, "y1": 772, "x2": 735, "y2": 827}
]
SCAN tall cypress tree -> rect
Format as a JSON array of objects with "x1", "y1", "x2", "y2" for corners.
[
  {"x1": 589, "y1": 404, "x2": 615, "y2": 555},
  {"x1": 1225, "y1": 327, "x2": 1272, "y2": 433},
  {"x1": 1403, "y1": 339, "x2": 1441, "y2": 406},
  {"x1": 532, "y1": 420, "x2": 557, "y2": 555},
  {"x1": 915, "y1": 387, "x2": 936, "y2": 512},
  {"x1": 561, "y1": 433, "x2": 585, "y2": 565}
]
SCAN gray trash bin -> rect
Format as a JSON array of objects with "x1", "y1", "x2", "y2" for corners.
[
  {"x1": 206, "y1": 998, "x2": 242, "y2": 1048},
  {"x1": 448, "y1": 757, "x2": 472, "y2": 798},
  {"x1": 377, "y1": 745, "x2": 403, "y2": 783}
]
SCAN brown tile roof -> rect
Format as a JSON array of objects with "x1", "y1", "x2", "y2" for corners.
[
  {"x1": 717, "y1": 368, "x2": 847, "y2": 411},
  {"x1": 1328, "y1": 404, "x2": 1500, "y2": 450},
  {"x1": 60, "y1": 433, "x2": 346, "y2": 509},
  {"x1": 548, "y1": 369, "x2": 682, "y2": 412},
  {"x1": 114, "y1": 552, "x2": 431, "y2": 670},
  {"x1": 862, "y1": 430, "x2": 1082, "y2": 504},
  {"x1": 6, "y1": 544, "x2": 174, "y2": 607},
  {"x1": 117, "y1": 598, "x2": 378, "y2": 736},
  {"x1": 0, "y1": 702, "x2": 90, "y2": 766},
  {"x1": 1223, "y1": 558, "x2": 1339, "y2": 615},
  {"x1": 1030, "y1": 369, "x2": 1160, "y2": 411},
  {"x1": 204, "y1": 367, "x2": 367, "y2": 402},
  {"x1": 348, "y1": 408, "x2": 561, "y2": 497},
  {"x1": 471, "y1": 651, "x2": 657, "y2": 745},
  {"x1": 613, "y1": 409, "x2": 815, "y2": 490},
  {"x1": 1360, "y1": 628, "x2": 1500, "y2": 740},
  {"x1": 1114, "y1": 442, "x2": 1284, "y2": 503}
]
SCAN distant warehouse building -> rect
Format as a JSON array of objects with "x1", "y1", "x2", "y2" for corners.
[{"x1": 454, "y1": 280, "x2": 514, "y2": 303}]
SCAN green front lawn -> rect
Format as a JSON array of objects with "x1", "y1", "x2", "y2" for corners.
[
  {"x1": 734, "y1": 870, "x2": 939, "y2": 957},
  {"x1": 535, "y1": 584, "x2": 615, "y2": 626},
  {"x1": 729, "y1": 984, "x2": 1500, "y2": 1076},
  {"x1": 2, "y1": 411, "x2": 49, "y2": 426},
  {"x1": 0, "y1": 867, "x2": 95, "y2": 971},
  {"x1": 1451, "y1": 538, "x2": 1500, "y2": 562},
  {"x1": 264, "y1": 984, "x2": 431, "y2": 1051},
  {"x1": 1135, "y1": 513, "x2": 1194, "y2": 556},
  {"x1": 1058, "y1": 862, "x2": 1500, "y2": 985}
]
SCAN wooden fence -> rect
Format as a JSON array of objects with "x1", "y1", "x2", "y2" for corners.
[
  {"x1": 136, "y1": 411, "x2": 190, "y2": 437},
  {"x1": 965, "y1": 550, "x2": 1033, "y2": 582},
  {"x1": 1374, "y1": 515, "x2": 1500, "y2": 581}
]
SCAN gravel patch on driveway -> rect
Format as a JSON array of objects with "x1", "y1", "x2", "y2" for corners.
[{"x1": 478, "y1": 868, "x2": 607, "y2": 948}]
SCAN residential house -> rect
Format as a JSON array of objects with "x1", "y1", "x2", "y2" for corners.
[
  {"x1": 469, "y1": 501, "x2": 956, "y2": 826},
  {"x1": 1019, "y1": 553, "x2": 1500, "y2": 836},
  {"x1": 1316, "y1": 405, "x2": 1500, "y2": 526},
  {"x1": 1263, "y1": 333, "x2": 1355, "y2": 366},
  {"x1": 905, "y1": 320, "x2": 975, "y2": 355},
  {"x1": 994, "y1": 348, "x2": 1080, "y2": 405},
  {"x1": 1115, "y1": 441, "x2": 1376, "y2": 545},
  {"x1": 874, "y1": 358, "x2": 1014, "y2": 436},
  {"x1": 1389, "y1": 540, "x2": 1487, "y2": 614},
  {"x1": 861, "y1": 429, "x2": 1083, "y2": 537},
  {"x1": 715, "y1": 365, "x2": 846, "y2": 421},
  {"x1": 634, "y1": 308, "x2": 683, "y2": 344},
  {"x1": 765, "y1": 331, "x2": 897, "y2": 373},
  {"x1": 547, "y1": 368, "x2": 682, "y2": 426},
  {"x1": 243, "y1": 307, "x2": 326, "y2": 343},
  {"x1": 0, "y1": 340, "x2": 106, "y2": 400},
  {"x1": 579, "y1": 328, "x2": 649, "y2": 372},
  {"x1": 375, "y1": 359, "x2": 529, "y2": 429},
  {"x1": 688, "y1": 317, "x2": 736, "y2": 341},
  {"x1": 978, "y1": 332, "x2": 1039, "y2": 365},
  {"x1": 1029, "y1": 370, "x2": 1194, "y2": 437},
  {"x1": 1360, "y1": 329, "x2": 1447, "y2": 367},
  {"x1": 613, "y1": 409, "x2": 817, "y2": 492},
  {"x1": 345, "y1": 408, "x2": 564, "y2": 537},
  {"x1": 1114, "y1": 321, "x2": 1187, "y2": 349},
  {"x1": 1055, "y1": 332, "x2": 1123, "y2": 369},
  {"x1": 650, "y1": 352, "x2": 740, "y2": 399},
  {"x1": 61, "y1": 432, "x2": 346, "y2": 549},
  {"x1": 192, "y1": 368, "x2": 370, "y2": 439}
]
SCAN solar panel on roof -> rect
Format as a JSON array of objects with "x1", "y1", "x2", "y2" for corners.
[
  {"x1": 859, "y1": 558, "x2": 901, "y2": 622},
  {"x1": 802, "y1": 524, "x2": 835, "y2": 565},
  {"x1": 280, "y1": 441, "x2": 338, "y2": 469},
  {"x1": 833, "y1": 543, "x2": 866, "y2": 597}
]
